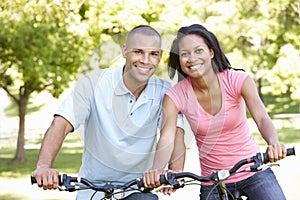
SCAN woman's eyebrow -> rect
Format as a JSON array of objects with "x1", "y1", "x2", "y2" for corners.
[{"x1": 179, "y1": 45, "x2": 204, "y2": 51}]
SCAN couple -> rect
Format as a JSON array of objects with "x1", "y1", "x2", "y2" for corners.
[{"x1": 33, "y1": 24, "x2": 287, "y2": 200}]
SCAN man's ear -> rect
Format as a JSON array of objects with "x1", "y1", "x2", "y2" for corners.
[
  {"x1": 122, "y1": 45, "x2": 126, "y2": 58},
  {"x1": 157, "y1": 49, "x2": 163, "y2": 62},
  {"x1": 160, "y1": 50, "x2": 163, "y2": 59}
]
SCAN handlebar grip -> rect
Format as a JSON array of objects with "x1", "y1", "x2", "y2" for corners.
[
  {"x1": 30, "y1": 175, "x2": 63, "y2": 185},
  {"x1": 31, "y1": 176, "x2": 37, "y2": 184},
  {"x1": 287, "y1": 147, "x2": 296, "y2": 156},
  {"x1": 136, "y1": 174, "x2": 169, "y2": 189},
  {"x1": 263, "y1": 147, "x2": 296, "y2": 163},
  {"x1": 159, "y1": 174, "x2": 169, "y2": 185}
]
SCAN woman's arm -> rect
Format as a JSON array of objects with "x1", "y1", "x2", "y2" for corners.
[
  {"x1": 241, "y1": 76, "x2": 286, "y2": 161},
  {"x1": 153, "y1": 95, "x2": 181, "y2": 170},
  {"x1": 143, "y1": 95, "x2": 181, "y2": 187},
  {"x1": 168, "y1": 127, "x2": 186, "y2": 172}
]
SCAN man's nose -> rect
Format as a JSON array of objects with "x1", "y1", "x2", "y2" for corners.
[{"x1": 140, "y1": 53, "x2": 150, "y2": 64}]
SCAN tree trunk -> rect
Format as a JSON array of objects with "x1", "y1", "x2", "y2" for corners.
[
  {"x1": 10, "y1": 94, "x2": 28, "y2": 163},
  {"x1": 254, "y1": 70, "x2": 264, "y2": 103},
  {"x1": 257, "y1": 77, "x2": 263, "y2": 103}
]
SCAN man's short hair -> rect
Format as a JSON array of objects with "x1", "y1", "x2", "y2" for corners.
[{"x1": 126, "y1": 25, "x2": 161, "y2": 45}]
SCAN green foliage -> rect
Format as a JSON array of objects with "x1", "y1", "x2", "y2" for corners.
[
  {"x1": 1, "y1": 0, "x2": 299, "y2": 100},
  {"x1": 0, "y1": 0, "x2": 299, "y2": 162},
  {"x1": 0, "y1": 0, "x2": 88, "y2": 98},
  {"x1": 0, "y1": 0, "x2": 91, "y2": 162}
]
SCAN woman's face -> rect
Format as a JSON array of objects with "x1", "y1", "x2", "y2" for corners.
[{"x1": 178, "y1": 34, "x2": 214, "y2": 78}]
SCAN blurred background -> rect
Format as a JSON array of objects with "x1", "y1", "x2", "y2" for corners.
[{"x1": 0, "y1": 0, "x2": 299, "y2": 199}]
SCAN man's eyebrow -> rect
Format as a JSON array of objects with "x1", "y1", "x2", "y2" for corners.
[
  {"x1": 132, "y1": 48, "x2": 142, "y2": 51},
  {"x1": 131, "y1": 48, "x2": 161, "y2": 52}
]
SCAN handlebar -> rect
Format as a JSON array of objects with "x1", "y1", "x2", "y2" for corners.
[
  {"x1": 229, "y1": 147, "x2": 295, "y2": 174},
  {"x1": 31, "y1": 147, "x2": 296, "y2": 193},
  {"x1": 31, "y1": 174, "x2": 151, "y2": 200},
  {"x1": 31, "y1": 174, "x2": 146, "y2": 194},
  {"x1": 159, "y1": 147, "x2": 295, "y2": 187}
]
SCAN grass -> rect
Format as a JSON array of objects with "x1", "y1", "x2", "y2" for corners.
[
  {"x1": 262, "y1": 89, "x2": 300, "y2": 115},
  {"x1": 0, "y1": 133, "x2": 83, "y2": 179},
  {"x1": 253, "y1": 127, "x2": 300, "y2": 146}
]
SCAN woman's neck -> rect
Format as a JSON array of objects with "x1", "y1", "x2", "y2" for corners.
[{"x1": 190, "y1": 72, "x2": 218, "y2": 93}]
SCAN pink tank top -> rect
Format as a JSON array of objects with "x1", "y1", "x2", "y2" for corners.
[{"x1": 166, "y1": 69, "x2": 260, "y2": 184}]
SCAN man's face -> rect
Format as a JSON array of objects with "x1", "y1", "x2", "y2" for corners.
[{"x1": 122, "y1": 33, "x2": 162, "y2": 85}]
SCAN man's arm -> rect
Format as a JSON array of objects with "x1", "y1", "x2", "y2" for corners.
[{"x1": 33, "y1": 115, "x2": 73, "y2": 190}]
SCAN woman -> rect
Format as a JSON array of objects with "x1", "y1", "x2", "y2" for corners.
[{"x1": 143, "y1": 24, "x2": 287, "y2": 199}]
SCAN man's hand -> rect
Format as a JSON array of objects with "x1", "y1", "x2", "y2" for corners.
[{"x1": 33, "y1": 166, "x2": 59, "y2": 190}]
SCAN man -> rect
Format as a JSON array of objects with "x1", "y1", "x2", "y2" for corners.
[{"x1": 33, "y1": 25, "x2": 185, "y2": 200}]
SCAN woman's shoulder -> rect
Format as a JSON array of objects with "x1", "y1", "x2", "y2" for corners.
[
  {"x1": 174, "y1": 76, "x2": 191, "y2": 86},
  {"x1": 219, "y1": 69, "x2": 250, "y2": 95},
  {"x1": 220, "y1": 68, "x2": 247, "y2": 75},
  {"x1": 219, "y1": 68, "x2": 249, "y2": 81},
  {"x1": 169, "y1": 77, "x2": 191, "y2": 91}
]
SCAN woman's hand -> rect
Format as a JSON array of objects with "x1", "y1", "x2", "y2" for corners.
[
  {"x1": 143, "y1": 169, "x2": 164, "y2": 188},
  {"x1": 143, "y1": 169, "x2": 177, "y2": 195},
  {"x1": 267, "y1": 143, "x2": 287, "y2": 162}
]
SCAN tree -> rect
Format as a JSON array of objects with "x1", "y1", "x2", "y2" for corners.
[
  {"x1": 0, "y1": 0, "x2": 87, "y2": 163},
  {"x1": 268, "y1": 0, "x2": 300, "y2": 110},
  {"x1": 227, "y1": 0, "x2": 300, "y2": 102},
  {"x1": 2, "y1": 0, "x2": 298, "y2": 163}
]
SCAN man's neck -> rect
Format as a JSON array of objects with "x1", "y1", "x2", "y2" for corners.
[{"x1": 122, "y1": 68, "x2": 147, "y2": 100}]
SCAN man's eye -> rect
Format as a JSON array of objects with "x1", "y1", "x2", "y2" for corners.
[{"x1": 133, "y1": 50, "x2": 142, "y2": 54}]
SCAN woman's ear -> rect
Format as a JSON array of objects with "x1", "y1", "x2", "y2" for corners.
[{"x1": 210, "y1": 49, "x2": 214, "y2": 58}]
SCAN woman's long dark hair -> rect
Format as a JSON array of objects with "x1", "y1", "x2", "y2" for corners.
[{"x1": 168, "y1": 24, "x2": 237, "y2": 81}]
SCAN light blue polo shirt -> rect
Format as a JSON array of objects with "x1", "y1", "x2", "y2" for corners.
[{"x1": 55, "y1": 67, "x2": 183, "y2": 199}]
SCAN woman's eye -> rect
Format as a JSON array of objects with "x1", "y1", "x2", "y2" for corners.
[
  {"x1": 180, "y1": 52, "x2": 188, "y2": 57},
  {"x1": 195, "y1": 48, "x2": 203, "y2": 54}
]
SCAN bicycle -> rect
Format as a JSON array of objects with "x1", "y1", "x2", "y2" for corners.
[
  {"x1": 157, "y1": 147, "x2": 296, "y2": 200},
  {"x1": 31, "y1": 147, "x2": 295, "y2": 200}
]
